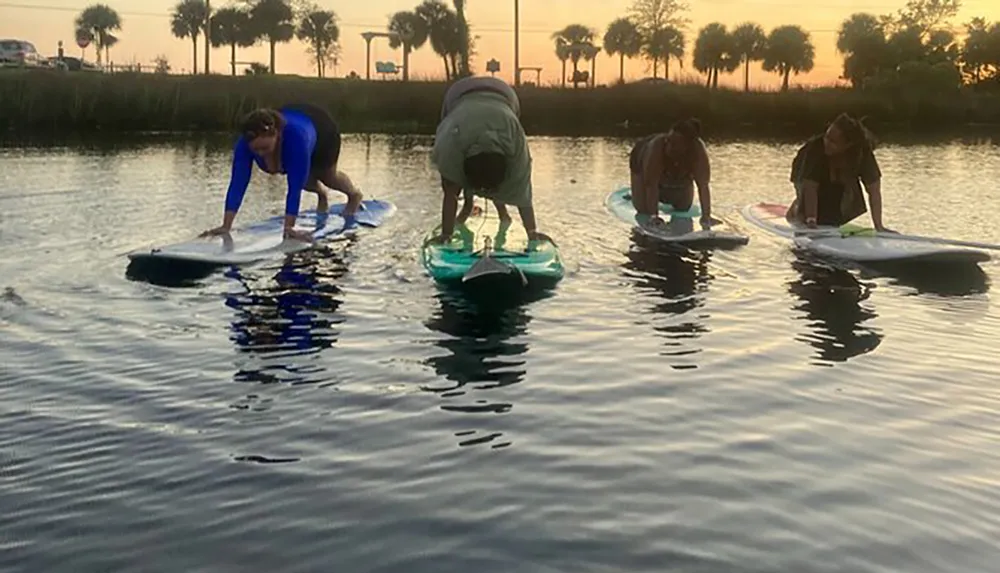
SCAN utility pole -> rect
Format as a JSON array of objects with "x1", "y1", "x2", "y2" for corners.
[
  {"x1": 204, "y1": 0, "x2": 211, "y2": 74},
  {"x1": 514, "y1": 0, "x2": 519, "y2": 86}
]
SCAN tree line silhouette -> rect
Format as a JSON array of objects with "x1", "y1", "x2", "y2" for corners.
[{"x1": 70, "y1": 0, "x2": 999, "y2": 91}]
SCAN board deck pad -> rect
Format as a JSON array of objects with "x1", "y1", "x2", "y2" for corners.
[
  {"x1": 741, "y1": 202, "x2": 991, "y2": 264},
  {"x1": 127, "y1": 199, "x2": 396, "y2": 266},
  {"x1": 605, "y1": 187, "x2": 749, "y2": 247},
  {"x1": 421, "y1": 207, "x2": 564, "y2": 288}
]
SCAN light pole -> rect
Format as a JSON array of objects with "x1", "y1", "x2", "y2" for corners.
[{"x1": 514, "y1": 0, "x2": 520, "y2": 86}]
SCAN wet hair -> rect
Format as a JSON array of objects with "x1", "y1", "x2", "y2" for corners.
[
  {"x1": 463, "y1": 152, "x2": 507, "y2": 189},
  {"x1": 829, "y1": 113, "x2": 876, "y2": 178},
  {"x1": 664, "y1": 117, "x2": 702, "y2": 169},
  {"x1": 239, "y1": 108, "x2": 285, "y2": 140},
  {"x1": 670, "y1": 117, "x2": 702, "y2": 141}
]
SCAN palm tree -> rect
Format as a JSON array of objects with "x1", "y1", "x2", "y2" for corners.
[
  {"x1": 762, "y1": 25, "x2": 815, "y2": 91},
  {"x1": 75, "y1": 3, "x2": 122, "y2": 65},
  {"x1": 555, "y1": 41, "x2": 570, "y2": 87},
  {"x1": 731, "y1": 22, "x2": 767, "y2": 91},
  {"x1": 693, "y1": 23, "x2": 738, "y2": 88},
  {"x1": 388, "y1": 11, "x2": 429, "y2": 81},
  {"x1": 171, "y1": 0, "x2": 208, "y2": 74},
  {"x1": 960, "y1": 18, "x2": 993, "y2": 84},
  {"x1": 552, "y1": 24, "x2": 596, "y2": 88},
  {"x1": 603, "y1": 17, "x2": 642, "y2": 84},
  {"x1": 416, "y1": 0, "x2": 458, "y2": 79},
  {"x1": 645, "y1": 26, "x2": 684, "y2": 79},
  {"x1": 211, "y1": 6, "x2": 255, "y2": 76},
  {"x1": 203, "y1": 0, "x2": 211, "y2": 74},
  {"x1": 836, "y1": 13, "x2": 888, "y2": 88},
  {"x1": 248, "y1": 0, "x2": 295, "y2": 74},
  {"x1": 297, "y1": 9, "x2": 339, "y2": 78},
  {"x1": 582, "y1": 43, "x2": 600, "y2": 86},
  {"x1": 453, "y1": 0, "x2": 470, "y2": 76}
]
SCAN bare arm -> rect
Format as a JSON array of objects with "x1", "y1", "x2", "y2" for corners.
[
  {"x1": 694, "y1": 140, "x2": 712, "y2": 220},
  {"x1": 456, "y1": 187, "x2": 474, "y2": 223},
  {"x1": 864, "y1": 179, "x2": 886, "y2": 230},
  {"x1": 801, "y1": 180, "x2": 820, "y2": 225},
  {"x1": 439, "y1": 177, "x2": 462, "y2": 241}
]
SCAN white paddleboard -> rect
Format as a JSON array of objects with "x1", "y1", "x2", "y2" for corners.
[
  {"x1": 741, "y1": 202, "x2": 991, "y2": 264},
  {"x1": 127, "y1": 199, "x2": 396, "y2": 266},
  {"x1": 605, "y1": 186, "x2": 749, "y2": 247}
]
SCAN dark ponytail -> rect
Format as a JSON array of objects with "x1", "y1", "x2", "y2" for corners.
[{"x1": 671, "y1": 117, "x2": 701, "y2": 141}]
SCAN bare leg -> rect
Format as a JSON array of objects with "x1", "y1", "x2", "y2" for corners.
[
  {"x1": 303, "y1": 175, "x2": 329, "y2": 213},
  {"x1": 630, "y1": 171, "x2": 644, "y2": 212},
  {"x1": 493, "y1": 201, "x2": 511, "y2": 222},
  {"x1": 318, "y1": 166, "x2": 363, "y2": 217}
]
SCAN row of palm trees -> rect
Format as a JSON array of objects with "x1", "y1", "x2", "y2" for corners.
[
  {"x1": 556, "y1": 19, "x2": 814, "y2": 91},
  {"x1": 169, "y1": 0, "x2": 341, "y2": 76},
  {"x1": 72, "y1": 0, "x2": 473, "y2": 78}
]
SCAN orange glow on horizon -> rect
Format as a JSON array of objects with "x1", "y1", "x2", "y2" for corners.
[{"x1": 3, "y1": 0, "x2": 999, "y2": 89}]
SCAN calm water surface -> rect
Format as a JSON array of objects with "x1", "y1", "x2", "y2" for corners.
[{"x1": 2, "y1": 134, "x2": 1000, "y2": 572}]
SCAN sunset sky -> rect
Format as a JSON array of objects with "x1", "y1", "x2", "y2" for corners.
[{"x1": 4, "y1": 0, "x2": 999, "y2": 88}]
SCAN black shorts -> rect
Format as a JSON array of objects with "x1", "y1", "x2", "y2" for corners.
[{"x1": 281, "y1": 103, "x2": 341, "y2": 177}]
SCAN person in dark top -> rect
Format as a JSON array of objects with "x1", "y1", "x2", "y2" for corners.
[
  {"x1": 628, "y1": 117, "x2": 718, "y2": 228},
  {"x1": 787, "y1": 113, "x2": 892, "y2": 231},
  {"x1": 201, "y1": 103, "x2": 363, "y2": 243}
]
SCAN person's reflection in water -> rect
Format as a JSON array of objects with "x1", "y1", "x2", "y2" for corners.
[
  {"x1": 421, "y1": 286, "x2": 545, "y2": 449},
  {"x1": 622, "y1": 231, "x2": 713, "y2": 369},
  {"x1": 787, "y1": 253, "x2": 882, "y2": 364},
  {"x1": 223, "y1": 244, "x2": 349, "y2": 386}
]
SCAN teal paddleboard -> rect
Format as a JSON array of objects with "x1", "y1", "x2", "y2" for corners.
[
  {"x1": 421, "y1": 209, "x2": 564, "y2": 288},
  {"x1": 605, "y1": 186, "x2": 748, "y2": 247}
]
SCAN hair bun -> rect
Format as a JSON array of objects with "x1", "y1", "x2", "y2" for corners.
[{"x1": 687, "y1": 118, "x2": 701, "y2": 136}]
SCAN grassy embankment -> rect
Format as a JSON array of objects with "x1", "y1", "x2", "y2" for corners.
[{"x1": 1, "y1": 69, "x2": 999, "y2": 140}]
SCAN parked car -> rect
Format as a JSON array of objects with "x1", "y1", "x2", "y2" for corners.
[
  {"x1": 46, "y1": 56, "x2": 102, "y2": 72},
  {"x1": 0, "y1": 39, "x2": 45, "y2": 67}
]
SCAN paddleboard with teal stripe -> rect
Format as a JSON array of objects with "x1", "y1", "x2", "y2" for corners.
[
  {"x1": 605, "y1": 186, "x2": 749, "y2": 247},
  {"x1": 421, "y1": 210, "x2": 564, "y2": 288}
]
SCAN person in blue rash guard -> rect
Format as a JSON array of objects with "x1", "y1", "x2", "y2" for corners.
[{"x1": 200, "y1": 103, "x2": 363, "y2": 243}]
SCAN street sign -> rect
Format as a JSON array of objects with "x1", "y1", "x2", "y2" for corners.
[{"x1": 76, "y1": 31, "x2": 91, "y2": 49}]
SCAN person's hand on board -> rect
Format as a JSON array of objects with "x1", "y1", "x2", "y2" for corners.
[
  {"x1": 699, "y1": 215, "x2": 722, "y2": 229},
  {"x1": 200, "y1": 225, "x2": 230, "y2": 238},
  {"x1": 283, "y1": 227, "x2": 314, "y2": 243},
  {"x1": 527, "y1": 230, "x2": 555, "y2": 246}
]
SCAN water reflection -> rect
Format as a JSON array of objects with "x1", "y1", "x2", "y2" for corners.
[
  {"x1": 421, "y1": 286, "x2": 539, "y2": 449},
  {"x1": 622, "y1": 231, "x2": 713, "y2": 369},
  {"x1": 786, "y1": 254, "x2": 882, "y2": 365},
  {"x1": 223, "y1": 246, "x2": 348, "y2": 386},
  {"x1": 861, "y1": 260, "x2": 991, "y2": 297}
]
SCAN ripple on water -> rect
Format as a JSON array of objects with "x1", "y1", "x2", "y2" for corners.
[{"x1": 2, "y1": 136, "x2": 1000, "y2": 572}]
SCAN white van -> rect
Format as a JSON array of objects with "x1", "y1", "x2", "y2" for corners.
[{"x1": 0, "y1": 39, "x2": 45, "y2": 67}]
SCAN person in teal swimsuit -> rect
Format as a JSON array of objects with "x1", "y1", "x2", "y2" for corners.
[
  {"x1": 201, "y1": 103, "x2": 363, "y2": 243},
  {"x1": 628, "y1": 118, "x2": 717, "y2": 228},
  {"x1": 429, "y1": 76, "x2": 552, "y2": 244}
]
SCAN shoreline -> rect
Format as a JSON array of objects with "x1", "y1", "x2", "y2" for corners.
[{"x1": 1, "y1": 69, "x2": 999, "y2": 142}]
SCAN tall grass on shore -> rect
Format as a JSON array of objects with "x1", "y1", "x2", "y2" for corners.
[{"x1": 2, "y1": 69, "x2": 1000, "y2": 138}]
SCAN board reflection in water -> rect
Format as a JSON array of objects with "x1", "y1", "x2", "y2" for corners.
[
  {"x1": 223, "y1": 246, "x2": 349, "y2": 386},
  {"x1": 421, "y1": 285, "x2": 552, "y2": 450},
  {"x1": 621, "y1": 231, "x2": 715, "y2": 370}
]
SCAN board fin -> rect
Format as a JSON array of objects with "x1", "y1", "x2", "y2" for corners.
[{"x1": 461, "y1": 236, "x2": 528, "y2": 286}]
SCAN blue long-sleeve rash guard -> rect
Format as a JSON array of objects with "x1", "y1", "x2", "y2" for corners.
[{"x1": 224, "y1": 109, "x2": 317, "y2": 218}]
